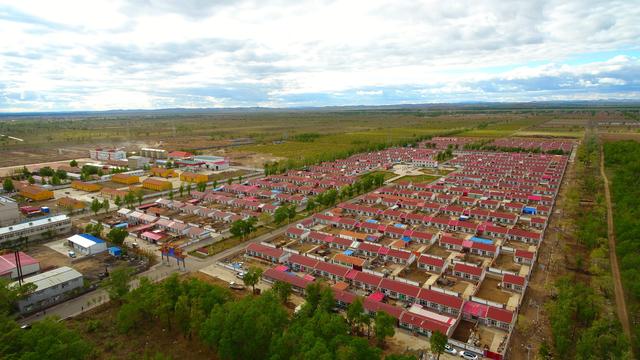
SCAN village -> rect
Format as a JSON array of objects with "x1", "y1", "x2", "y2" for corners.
[{"x1": 0, "y1": 136, "x2": 574, "y2": 359}]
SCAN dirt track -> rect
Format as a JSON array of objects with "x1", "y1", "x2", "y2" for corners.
[{"x1": 599, "y1": 144, "x2": 633, "y2": 348}]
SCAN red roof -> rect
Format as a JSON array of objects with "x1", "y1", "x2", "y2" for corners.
[
  {"x1": 417, "y1": 288, "x2": 463, "y2": 310},
  {"x1": 453, "y1": 262, "x2": 483, "y2": 277},
  {"x1": 263, "y1": 268, "x2": 312, "y2": 289},
  {"x1": 287, "y1": 254, "x2": 319, "y2": 269},
  {"x1": 246, "y1": 243, "x2": 284, "y2": 259},
  {"x1": 399, "y1": 311, "x2": 450, "y2": 335},
  {"x1": 286, "y1": 227, "x2": 305, "y2": 236},
  {"x1": 364, "y1": 298, "x2": 404, "y2": 319},
  {"x1": 0, "y1": 252, "x2": 39, "y2": 276},
  {"x1": 440, "y1": 235, "x2": 464, "y2": 246},
  {"x1": 418, "y1": 255, "x2": 445, "y2": 268},
  {"x1": 470, "y1": 241, "x2": 496, "y2": 252},
  {"x1": 379, "y1": 278, "x2": 421, "y2": 298},
  {"x1": 352, "y1": 270, "x2": 383, "y2": 288},
  {"x1": 314, "y1": 261, "x2": 350, "y2": 277},
  {"x1": 168, "y1": 151, "x2": 193, "y2": 158},
  {"x1": 515, "y1": 249, "x2": 535, "y2": 259},
  {"x1": 503, "y1": 273, "x2": 526, "y2": 286},
  {"x1": 487, "y1": 306, "x2": 514, "y2": 324}
]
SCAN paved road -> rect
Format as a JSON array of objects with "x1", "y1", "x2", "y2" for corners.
[{"x1": 599, "y1": 144, "x2": 633, "y2": 349}]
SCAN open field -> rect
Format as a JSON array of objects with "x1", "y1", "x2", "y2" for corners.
[{"x1": 2, "y1": 107, "x2": 625, "y2": 168}]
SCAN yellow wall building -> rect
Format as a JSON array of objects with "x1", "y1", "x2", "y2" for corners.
[
  {"x1": 71, "y1": 181, "x2": 103, "y2": 192},
  {"x1": 142, "y1": 178, "x2": 173, "y2": 191},
  {"x1": 150, "y1": 167, "x2": 177, "y2": 178},
  {"x1": 179, "y1": 171, "x2": 208, "y2": 183},
  {"x1": 19, "y1": 185, "x2": 54, "y2": 201},
  {"x1": 111, "y1": 173, "x2": 140, "y2": 185}
]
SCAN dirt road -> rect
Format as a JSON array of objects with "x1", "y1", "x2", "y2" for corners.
[{"x1": 599, "y1": 144, "x2": 633, "y2": 345}]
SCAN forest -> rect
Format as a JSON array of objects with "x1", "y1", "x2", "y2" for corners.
[
  {"x1": 605, "y1": 140, "x2": 640, "y2": 353},
  {"x1": 544, "y1": 135, "x2": 631, "y2": 360}
]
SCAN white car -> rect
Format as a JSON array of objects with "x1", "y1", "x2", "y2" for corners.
[
  {"x1": 68, "y1": 250, "x2": 76, "y2": 258},
  {"x1": 444, "y1": 344, "x2": 457, "y2": 355},
  {"x1": 459, "y1": 351, "x2": 479, "y2": 360}
]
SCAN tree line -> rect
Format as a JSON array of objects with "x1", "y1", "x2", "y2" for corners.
[
  {"x1": 544, "y1": 134, "x2": 631, "y2": 359},
  {"x1": 110, "y1": 273, "x2": 418, "y2": 360},
  {"x1": 604, "y1": 140, "x2": 640, "y2": 354}
]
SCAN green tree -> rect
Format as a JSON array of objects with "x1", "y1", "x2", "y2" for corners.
[
  {"x1": 85, "y1": 222, "x2": 103, "y2": 238},
  {"x1": 107, "y1": 227, "x2": 128, "y2": 246},
  {"x1": 90, "y1": 198, "x2": 102, "y2": 216},
  {"x1": 102, "y1": 199, "x2": 109, "y2": 213},
  {"x1": 272, "y1": 280, "x2": 292, "y2": 304},
  {"x1": 103, "y1": 267, "x2": 132, "y2": 303},
  {"x1": 2, "y1": 178, "x2": 14, "y2": 192},
  {"x1": 69, "y1": 159, "x2": 78, "y2": 167},
  {"x1": 4, "y1": 316, "x2": 93, "y2": 359},
  {"x1": 168, "y1": 190, "x2": 174, "y2": 200},
  {"x1": 242, "y1": 266, "x2": 263, "y2": 294},
  {"x1": 136, "y1": 190, "x2": 144, "y2": 206},
  {"x1": 174, "y1": 294, "x2": 191, "y2": 337},
  {"x1": 179, "y1": 183, "x2": 184, "y2": 197},
  {"x1": 374, "y1": 311, "x2": 395, "y2": 348},
  {"x1": 429, "y1": 330, "x2": 448, "y2": 360},
  {"x1": 347, "y1": 297, "x2": 365, "y2": 334},
  {"x1": 197, "y1": 181, "x2": 207, "y2": 192},
  {"x1": 28, "y1": 176, "x2": 35, "y2": 184},
  {"x1": 114, "y1": 195, "x2": 122, "y2": 208},
  {"x1": 50, "y1": 174, "x2": 61, "y2": 186},
  {"x1": 273, "y1": 206, "x2": 288, "y2": 225}
]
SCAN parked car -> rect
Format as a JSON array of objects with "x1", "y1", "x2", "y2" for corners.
[
  {"x1": 235, "y1": 272, "x2": 245, "y2": 279},
  {"x1": 68, "y1": 250, "x2": 76, "y2": 258},
  {"x1": 459, "y1": 351, "x2": 479, "y2": 360},
  {"x1": 20, "y1": 323, "x2": 31, "y2": 330},
  {"x1": 228, "y1": 282, "x2": 245, "y2": 290},
  {"x1": 444, "y1": 344, "x2": 457, "y2": 355}
]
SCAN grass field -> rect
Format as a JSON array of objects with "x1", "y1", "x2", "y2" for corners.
[
  {"x1": 366, "y1": 170, "x2": 397, "y2": 180},
  {"x1": 393, "y1": 174, "x2": 441, "y2": 183}
]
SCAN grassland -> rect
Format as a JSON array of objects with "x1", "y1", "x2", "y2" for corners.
[
  {"x1": 0, "y1": 107, "x2": 632, "y2": 168},
  {"x1": 393, "y1": 174, "x2": 441, "y2": 183}
]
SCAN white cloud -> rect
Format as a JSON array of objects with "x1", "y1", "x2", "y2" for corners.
[{"x1": 0, "y1": 0, "x2": 639, "y2": 111}]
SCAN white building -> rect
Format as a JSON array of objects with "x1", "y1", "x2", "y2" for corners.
[
  {"x1": 0, "y1": 215, "x2": 72, "y2": 245},
  {"x1": 193, "y1": 155, "x2": 230, "y2": 171},
  {"x1": 140, "y1": 148, "x2": 167, "y2": 159},
  {"x1": 0, "y1": 252, "x2": 40, "y2": 280},
  {"x1": 67, "y1": 233, "x2": 107, "y2": 255},
  {"x1": 128, "y1": 156, "x2": 149, "y2": 169},
  {"x1": 0, "y1": 196, "x2": 21, "y2": 227},
  {"x1": 13, "y1": 266, "x2": 83, "y2": 313},
  {"x1": 89, "y1": 148, "x2": 126, "y2": 161},
  {"x1": 412, "y1": 157, "x2": 438, "y2": 168}
]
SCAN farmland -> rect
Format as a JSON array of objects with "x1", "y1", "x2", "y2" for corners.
[{"x1": 0, "y1": 107, "x2": 618, "y2": 168}]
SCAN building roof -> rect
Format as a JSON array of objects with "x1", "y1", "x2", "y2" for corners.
[
  {"x1": 246, "y1": 243, "x2": 284, "y2": 259},
  {"x1": 487, "y1": 306, "x2": 514, "y2": 324},
  {"x1": 0, "y1": 252, "x2": 39, "y2": 276},
  {"x1": 399, "y1": 311, "x2": 451, "y2": 335},
  {"x1": 263, "y1": 267, "x2": 312, "y2": 289},
  {"x1": 67, "y1": 233, "x2": 104, "y2": 248},
  {"x1": 12, "y1": 266, "x2": 82, "y2": 291},
  {"x1": 453, "y1": 262, "x2": 483, "y2": 277},
  {"x1": 379, "y1": 278, "x2": 421, "y2": 298},
  {"x1": 502, "y1": 273, "x2": 526, "y2": 286},
  {"x1": 417, "y1": 288, "x2": 464, "y2": 310},
  {"x1": 0, "y1": 215, "x2": 69, "y2": 236},
  {"x1": 417, "y1": 255, "x2": 445, "y2": 268}
]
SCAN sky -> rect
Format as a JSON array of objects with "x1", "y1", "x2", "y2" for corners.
[{"x1": 1, "y1": 0, "x2": 639, "y2": 112}]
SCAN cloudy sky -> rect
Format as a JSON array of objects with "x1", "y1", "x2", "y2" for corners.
[{"x1": 1, "y1": 0, "x2": 639, "y2": 111}]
